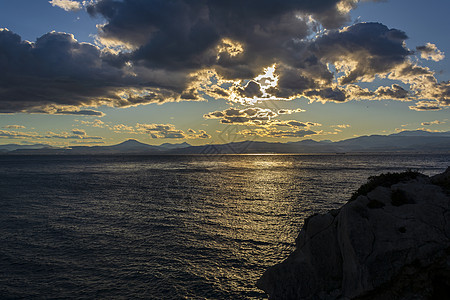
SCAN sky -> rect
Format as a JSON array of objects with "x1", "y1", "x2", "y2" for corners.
[{"x1": 0, "y1": 0, "x2": 449, "y2": 147}]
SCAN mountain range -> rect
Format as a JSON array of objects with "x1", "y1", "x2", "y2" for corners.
[{"x1": 1, "y1": 130, "x2": 450, "y2": 155}]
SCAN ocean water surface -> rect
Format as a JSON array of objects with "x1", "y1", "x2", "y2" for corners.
[{"x1": 0, "y1": 154, "x2": 449, "y2": 299}]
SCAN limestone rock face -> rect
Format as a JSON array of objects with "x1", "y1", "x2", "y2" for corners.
[{"x1": 257, "y1": 168, "x2": 450, "y2": 299}]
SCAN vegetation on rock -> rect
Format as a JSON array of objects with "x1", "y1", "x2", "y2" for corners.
[{"x1": 350, "y1": 170, "x2": 422, "y2": 201}]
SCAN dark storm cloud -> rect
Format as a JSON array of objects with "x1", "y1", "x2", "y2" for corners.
[
  {"x1": 0, "y1": 29, "x2": 123, "y2": 113},
  {"x1": 310, "y1": 22, "x2": 411, "y2": 85},
  {"x1": 87, "y1": 0, "x2": 354, "y2": 51},
  {"x1": 3, "y1": 0, "x2": 446, "y2": 115},
  {"x1": 85, "y1": 0, "x2": 366, "y2": 79},
  {"x1": 0, "y1": 29, "x2": 185, "y2": 114},
  {"x1": 261, "y1": 22, "x2": 414, "y2": 102}
]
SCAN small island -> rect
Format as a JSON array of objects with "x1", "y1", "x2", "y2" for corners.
[{"x1": 258, "y1": 168, "x2": 450, "y2": 299}]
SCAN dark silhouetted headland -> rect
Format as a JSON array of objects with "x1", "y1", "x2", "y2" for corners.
[{"x1": 258, "y1": 167, "x2": 450, "y2": 299}]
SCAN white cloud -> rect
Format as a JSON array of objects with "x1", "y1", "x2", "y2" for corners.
[
  {"x1": 49, "y1": 0, "x2": 82, "y2": 12},
  {"x1": 416, "y1": 43, "x2": 445, "y2": 62}
]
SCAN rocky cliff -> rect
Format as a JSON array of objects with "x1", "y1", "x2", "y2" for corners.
[{"x1": 257, "y1": 168, "x2": 450, "y2": 299}]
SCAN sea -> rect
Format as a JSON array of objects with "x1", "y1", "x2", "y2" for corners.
[{"x1": 1, "y1": 154, "x2": 449, "y2": 299}]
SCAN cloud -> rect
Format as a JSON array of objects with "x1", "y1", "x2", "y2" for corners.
[
  {"x1": 0, "y1": 128, "x2": 101, "y2": 140},
  {"x1": 238, "y1": 127, "x2": 318, "y2": 138},
  {"x1": 86, "y1": 0, "x2": 359, "y2": 62},
  {"x1": 112, "y1": 124, "x2": 135, "y2": 132},
  {"x1": 375, "y1": 84, "x2": 409, "y2": 100},
  {"x1": 416, "y1": 80, "x2": 450, "y2": 107},
  {"x1": 136, "y1": 123, "x2": 210, "y2": 139},
  {"x1": 70, "y1": 140, "x2": 105, "y2": 145},
  {"x1": 49, "y1": 0, "x2": 82, "y2": 12},
  {"x1": 269, "y1": 120, "x2": 321, "y2": 128},
  {"x1": 80, "y1": 119, "x2": 105, "y2": 127},
  {"x1": 78, "y1": 121, "x2": 211, "y2": 139},
  {"x1": 416, "y1": 43, "x2": 445, "y2": 62},
  {"x1": 84, "y1": 0, "x2": 384, "y2": 102},
  {"x1": 185, "y1": 129, "x2": 211, "y2": 139},
  {"x1": 409, "y1": 101, "x2": 442, "y2": 111},
  {"x1": 311, "y1": 22, "x2": 411, "y2": 85},
  {"x1": 332, "y1": 124, "x2": 351, "y2": 128},
  {"x1": 0, "y1": 130, "x2": 40, "y2": 139},
  {"x1": 278, "y1": 108, "x2": 305, "y2": 114},
  {"x1": 45, "y1": 131, "x2": 102, "y2": 140},
  {"x1": 57, "y1": 109, "x2": 106, "y2": 116},
  {"x1": 1, "y1": 1, "x2": 448, "y2": 115},
  {"x1": 0, "y1": 29, "x2": 184, "y2": 114},
  {"x1": 204, "y1": 107, "x2": 277, "y2": 125},
  {"x1": 0, "y1": 29, "x2": 122, "y2": 113},
  {"x1": 421, "y1": 120, "x2": 445, "y2": 126},
  {"x1": 304, "y1": 87, "x2": 347, "y2": 102},
  {"x1": 257, "y1": 23, "x2": 425, "y2": 103},
  {"x1": 233, "y1": 81, "x2": 264, "y2": 99},
  {"x1": 3, "y1": 125, "x2": 26, "y2": 129},
  {"x1": 204, "y1": 105, "x2": 320, "y2": 138},
  {"x1": 136, "y1": 123, "x2": 184, "y2": 139},
  {"x1": 28, "y1": 105, "x2": 106, "y2": 116},
  {"x1": 344, "y1": 84, "x2": 375, "y2": 100},
  {"x1": 71, "y1": 128, "x2": 86, "y2": 136}
]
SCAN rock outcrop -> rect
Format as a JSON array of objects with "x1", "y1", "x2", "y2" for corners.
[{"x1": 257, "y1": 168, "x2": 450, "y2": 299}]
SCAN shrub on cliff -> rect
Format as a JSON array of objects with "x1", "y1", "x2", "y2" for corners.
[{"x1": 350, "y1": 170, "x2": 422, "y2": 201}]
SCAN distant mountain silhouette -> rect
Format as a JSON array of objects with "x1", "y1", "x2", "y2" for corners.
[
  {"x1": 105, "y1": 139, "x2": 160, "y2": 151},
  {"x1": 0, "y1": 143, "x2": 55, "y2": 152},
  {"x1": 2, "y1": 131, "x2": 450, "y2": 155},
  {"x1": 158, "y1": 142, "x2": 191, "y2": 150},
  {"x1": 169, "y1": 130, "x2": 450, "y2": 154}
]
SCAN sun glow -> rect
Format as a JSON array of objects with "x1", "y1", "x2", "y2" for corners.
[{"x1": 254, "y1": 64, "x2": 279, "y2": 97}]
